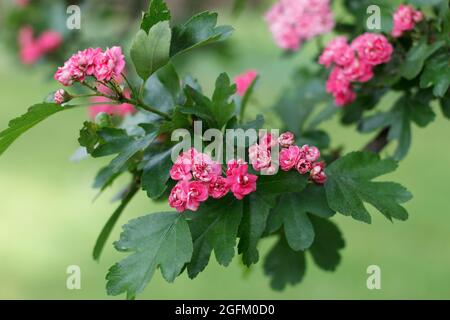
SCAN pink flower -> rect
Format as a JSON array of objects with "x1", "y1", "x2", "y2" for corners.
[
  {"x1": 54, "y1": 89, "x2": 66, "y2": 105},
  {"x1": 54, "y1": 63, "x2": 74, "y2": 86},
  {"x1": 17, "y1": 26, "x2": 61, "y2": 66},
  {"x1": 278, "y1": 132, "x2": 295, "y2": 148},
  {"x1": 94, "y1": 46, "x2": 125, "y2": 81},
  {"x1": 332, "y1": 83, "x2": 356, "y2": 107},
  {"x1": 208, "y1": 176, "x2": 230, "y2": 199},
  {"x1": 301, "y1": 144, "x2": 320, "y2": 162},
  {"x1": 169, "y1": 180, "x2": 209, "y2": 212},
  {"x1": 279, "y1": 146, "x2": 301, "y2": 171},
  {"x1": 341, "y1": 59, "x2": 374, "y2": 83},
  {"x1": 351, "y1": 33, "x2": 393, "y2": 66},
  {"x1": 18, "y1": 26, "x2": 40, "y2": 65},
  {"x1": 170, "y1": 163, "x2": 192, "y2": 181},
  {"x1": 296, "y1": 158, "x2": 312, "y2": 174},
  {"x1": 319, "y1": 36, "x2": 355, "y2": 68},
  {"x1": 226, "y1": 164, "x2": 258, "y2": 200},
  {"x1": 259, "y1": 132, "x2": 277, "y2": 148},
  {"x1": 392, "y1": 4, "x2": 423, "y2": 38},
  {"x1": 169, "y1": 181, "x2": 189, "y2": 212},
  {"x1": 310, "y1": 161, "x2": 327, "y2": 184},
  {"x1": 234, "y1": 70, "x2": 258, "y2": 96},
  {"x1": 326, "y1": 68, "x2": 356, "y2": 107},
  {"x1": 36, "y1": 31, "x2": 62, "y2": 52},
  {"x1": 265, "y1": 0, "x2": 334, "y2": 51},
  {"x1": 191, "y1": 153, "x2": 222, "y2": 183},
  {"x1": 249, "y1": 144, "x2": 272, "y2": 171},
  {"x1": 185, "y1": 181, "x2": 209, "y2": 211},
  {"x1": 226, "y1": 159, "x2": 246, "y2": 176}
]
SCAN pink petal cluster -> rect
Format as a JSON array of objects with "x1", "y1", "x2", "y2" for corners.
[
  {"x1": 319, "y1": 33, "x2": 393, "y2": 107},
  {"x1": 234, "y1": 70, "x2": 258, "y2": 96},
  {"x1": 89, "y1": 85, "x2": 135, "y2": 119},
  {"x1": 169, "y1": 149, "x2": 258, "y2": 212},
  {"x1": 265, "y1": 0, "x2": 334, "y2": 51},
  {"x1": 18, "y1": 26, "x2": 62, "y2": 65},
  {"x1": 54, "y1": 46, "x2": 125, "y2": 86},
  {"x1": 392, "y1": 4, "x2": 424, "y2": 38},
  {"x1": 249, "y1": 131, "x2": 326, "y2": 184}
]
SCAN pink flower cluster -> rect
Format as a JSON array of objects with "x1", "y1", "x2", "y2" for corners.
[
  {"x1": 319, "y1": 33, "x2": 393, "y2": 106},
  {"x1": 234, "y1": 70, "x2": 258, "y2": 96},
  {"x1": 88, "y1": 84, "x2": 135, "y2": 119},
  {"x1": 54, "y1": 46, "x2": 125, "y2": 86},
  {"x1": 249, "y1": 132, "x2": 326, "y2": 184},
  {"x1": 169, "y1": 149, "x2": 258, "y2": 212},
  {"x1": 265, "y1": 0, "x2": 334, "y2": 51},
  {"x1": 392, "y1": 4, "x2": 423, "y2": 38},
  {"x1": 18, "y1": 26, "x2": 62, "y2": 65}
]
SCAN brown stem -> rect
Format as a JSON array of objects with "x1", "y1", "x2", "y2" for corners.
[{"x1": 363, "y1": 127, "x2": 390, "y2": 153}]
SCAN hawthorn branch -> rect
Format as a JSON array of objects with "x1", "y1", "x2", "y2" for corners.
[{"x1": 363, "y1": 127, "x2": 390, "y2": 154}]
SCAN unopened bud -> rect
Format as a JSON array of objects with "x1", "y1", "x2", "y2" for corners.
[
  {"x1": 54, "y1": 89, "x2": 72, "y2": 105},
  {"x1": 95, "y1": 112, "x2": 113, "y2": 128}
]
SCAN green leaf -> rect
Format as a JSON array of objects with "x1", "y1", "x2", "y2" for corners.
[
  {"x1": 131, "y1": 22, "x2": 171, "y2": 81},
  {"x1": 420, "y1": 53, "x2": 450, "y2": 97},
  {"x1": 211, "y1": 73, "x2": 237, "y2": 129},
  {"x1": 92, "y1": 181, "x2": 139, "y2": 261},
  {"x1": 264, "y1": 234, "x2": 306, "y2": 291},
  {"x1": 93, "y1": 132, "x2": 157, "y2": 191},
  {"x1": 180, "y1": 85, "x2": 217, "y2": 127},
  {"x1": 238, "y1": 193, "x2": 275, "y2": 266},
  {"x1": 78, "y1": 121, "x2": 99, "y2": 154},
  {"x1": 140, "y1": 0, "x2": 171, "y2": 33},
  {"x1": 106, "y1": 212, "x2": 192, "y2": 299},
  {"x1": 144, "y1": 63, "x2": 184, "y2": 114},
  {"x1": 179, "y1": 73, "x2": 236, "y2": 129},
  {"x1": 309, "y1": 216, "x2": 345, "y2": 271},
  {"x1": 0, "y1": 103, "x2": 65, "y2": 156},
  {"x1": 141, "y1": 147, "x2": 173, "y2": 199},
  {"x1": 257, "y1": 171, "x2": 308, "y2": 195},
  {"x1": 186, "y1": 196, "x2": 243, "y2": 278},
  {"x1": 267, "y1": 185, "x2": 334, "y2": 251},
  {"x1": 325, "y1": 151, "x2": 412, "y2": 223},
  {"x1": 276, "y1": 193, "x2": 315, "y2": 251},
  {"x1": 92, "y1": 128, "x2": 133, "y2": 158},
  {"x1": 400, "y1": 39, "x2": 444, "y2": 80},
  {"x1": 170, "y1": 11, "x2": 233, "y2": 57}
]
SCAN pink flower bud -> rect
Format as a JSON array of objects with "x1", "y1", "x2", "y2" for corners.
[{"x1": 278, "y1": 132, "x2": 295, "y2": 148}]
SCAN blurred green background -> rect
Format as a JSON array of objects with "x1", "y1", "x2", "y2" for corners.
[{"x1": 1, "y1": 3, "x2": 450, "y2": 300}]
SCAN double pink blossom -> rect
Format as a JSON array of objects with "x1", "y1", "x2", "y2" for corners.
[
  {"x1": 310, "y1": 161, "x2": 327, "y2": 184},
  {"x1": 54, "y1": 46, "x2": 125, "y2": 86},
  {"x1": 320, "y1": 33, "x2": 393, "y2": 107},
  {"x1": 278, "y1": 131, "x2": 295, "y2": 148},
  {"x1": 351, "y1": 33, "x2": 393, "y2": 66},
  {"x1": 169, "y1": 180, "x2": 209, "y2": 212},
  {"x1": 18, "y1": 26, "x2": 62, "y2": 65},
  {"x1": 392, "y1": 4, "x2": 423, "y2": 38},
  {"x1": 234, "y1": 70, "x2": 258, "y2": 96},
  {"x1": 265, "y1": 0, "x2": 334, "y2": 51},
  {"x1": 208, "y1": 176, "x2": 230, "y2": 199},
  {"x1": 226, "y1": 163, "x2": 258, "y2": 200},
  {"x1": 279, "y1": 146, "x2": 301, "y2": 171}
]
